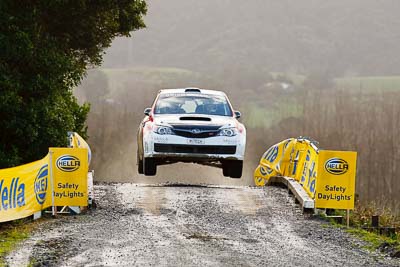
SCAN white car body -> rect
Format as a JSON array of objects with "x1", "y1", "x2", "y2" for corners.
[
  {"x1": 143, "y1": 114, "x2": 246, "y2": 160},
  {"x1": 137, "y1": 88, "x2": 246, "y2": 178}
]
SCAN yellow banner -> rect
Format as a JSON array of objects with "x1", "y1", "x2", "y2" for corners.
[
  {"x1": 254, "y1": 138, "x2": 294, "y2": 186},
  {"x1": 254, "y1": 138, "x2": 318, "y2": 197},
  {"x1": 50, "y1": 148, "x2": 88, "y2": 207},
  {"x1": 0, "y1": 155, "x2": 52, "y2": 222},
  {"x1": 297, "y1": 141, "x2": 318, "y2": 198},
  {"x1": 69, "y1": 132, "x2": 92, "y2": 165},
  {"x1": 315, "y1": 150, "x2": 357, "y2": 209}
]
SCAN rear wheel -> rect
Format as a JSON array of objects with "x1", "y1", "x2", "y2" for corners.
[
  {"x1": 143, "y1": 157, "x2": 157, "y2": 176},
  {"x1": 137, "y1": 151, "x2": 143, "y2": 174}
]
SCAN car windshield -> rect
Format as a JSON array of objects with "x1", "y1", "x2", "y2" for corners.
[{"x1": 154, "y1": 93, "x2": 233, "y2": 116}]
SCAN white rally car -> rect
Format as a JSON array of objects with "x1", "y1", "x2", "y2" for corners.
[{"x1": 137, "y1": 88, "x2": 246, "y2": 178}]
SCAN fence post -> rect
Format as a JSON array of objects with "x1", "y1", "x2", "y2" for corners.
[{"x1": 371, "y1": 215, "x2": 379, "y2": 228}]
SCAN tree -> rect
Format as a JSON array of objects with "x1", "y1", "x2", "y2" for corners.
[{"x1": 0, "y1": 0, "x2": 147, "y2": 167}]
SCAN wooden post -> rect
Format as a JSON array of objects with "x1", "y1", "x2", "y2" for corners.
[
  {"x1": 346, "y1": 209, "x2": 350, "y2": 228},
  {"x1": 371, "y1": 215, "x2": 379, "y2": 228}
]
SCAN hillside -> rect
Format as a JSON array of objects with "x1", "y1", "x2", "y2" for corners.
[{"x1": 104, "y1": 0, "x2": 400, "y2": 77}]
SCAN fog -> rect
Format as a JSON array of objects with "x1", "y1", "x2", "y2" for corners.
[
  {"x1": 104, "y1": 0, "x2": 400, "y2": 76},
  {"x1": 76, "y1": 0, "x2": 400, "y2": 211}
]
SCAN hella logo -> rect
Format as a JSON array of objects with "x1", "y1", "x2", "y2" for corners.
[
  {"x1": 324, "y1": 158, "x2": 349, "y2": 175},
  {"x1": 260, "y1": 166, "x2": 267, "y2": 176},
  {"x1": 56, "y1": 155, "x2": 80, "y2": 172},
  {"x1": 35, "y1": 165, "x2": 48, "y2": 204},
  {"x1": 260, "y1": 166, "x2": 273, "y2": 176}
]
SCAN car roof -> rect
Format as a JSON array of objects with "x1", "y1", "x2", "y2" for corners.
[{"x1": 158, "y1": 88, "x2": 227, "y2": 97}]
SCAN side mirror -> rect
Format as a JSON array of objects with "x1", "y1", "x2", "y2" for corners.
[
  {"x1": 144, "y1": 108, "x2": 151, "y2": 116},
  {"x1": 234, "y1": 111, "x2": 241, "y2": 119}
]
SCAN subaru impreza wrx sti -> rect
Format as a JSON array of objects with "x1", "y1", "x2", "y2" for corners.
[{"x1": 137, "y1": 88, "x2": 246, "y2": 178}]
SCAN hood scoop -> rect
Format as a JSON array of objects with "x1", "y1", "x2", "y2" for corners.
[{"x1": 179, "y1": 116, "x2": 211, "y2": 121}]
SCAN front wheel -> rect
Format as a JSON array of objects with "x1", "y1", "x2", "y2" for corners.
[
  {"x1": 143, "y1": 157, "x2": 157, "y2": 176},
  {"x1": 222, "y1": 160, "x2": 243, "y2": 178},
  {"x1": 222, "y1": 161, "x2": 230, "y2": 177}
]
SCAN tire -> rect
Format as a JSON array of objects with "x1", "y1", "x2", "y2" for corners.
[
  {"x1": 222, "y1": 161, "x2": 231, "y2": 177},
  {"x1": 229, "y1": 160, "x2": 243, "y2": 179},
  {"x1": 222, "y1": 160, "x2": 243, "y2": 178},
  {"x1": 137, "y1": 151, "x2": 143, "y2": 174},
  {"x1": 138, "y1": 160, "x2": 144, "y2": 174},
  {"x1": 143, "y1": 157, "x2": 157, "y2": 176}
]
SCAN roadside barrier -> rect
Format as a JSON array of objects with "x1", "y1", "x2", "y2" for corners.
[
  {"x1": 254, "y1": 137, "x2": 357, "y2": 217},
  {"x1": 0, "y1": 133, "x2": 91, "y2": 223}
]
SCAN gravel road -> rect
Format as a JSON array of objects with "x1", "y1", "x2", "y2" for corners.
[{"x1": 6, "y1": 183, "x2": 400, "y2": 266}]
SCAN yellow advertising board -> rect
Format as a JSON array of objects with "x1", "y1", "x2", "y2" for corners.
[
  {"x1": 0, "y1": 155, "x2": 52, "y2": 222},
  {"x1": 315, "y1": 150, "x2": 357, "y2": 209},
  {"x1": 50, "y1": 148, "x2": 88, "y2": 207}
]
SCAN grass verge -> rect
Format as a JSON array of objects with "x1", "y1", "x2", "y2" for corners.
[
  {"x1": 0, "y1": 219, "x2": 38, "y2": 267},
  {"x1": 346, "y1": 228, "x2": 400, "y2": 257},
  {"x1": 322, "y1": 205, "x2": 400, "y2": 258}
]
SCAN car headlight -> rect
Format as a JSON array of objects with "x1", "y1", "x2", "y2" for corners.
[
  {"x1": 218, "y1": 128, "x2": 238, "y2": 137},
  {"x1": 153, "y1": 125, "x2": 174, "y2": 135}
]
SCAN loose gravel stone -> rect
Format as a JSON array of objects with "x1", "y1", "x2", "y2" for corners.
[{"x1": 6, "y1": 183, "x2": 400, "y2": 266}]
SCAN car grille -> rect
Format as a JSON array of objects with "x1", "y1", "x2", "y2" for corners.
[
  {"x1": 173, "y1": 130, "x2": 219, "y2": 138},
  {"x1": 154, "y1": 144, "x2": 236, "y2": 154},
  {"x1": 171, "y1": 124, "x2": 221, "y2": 139}
]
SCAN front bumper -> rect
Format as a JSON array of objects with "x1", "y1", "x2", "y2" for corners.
[{"x1": 143, "y1": 133, "x2": 245, "y2": 161}]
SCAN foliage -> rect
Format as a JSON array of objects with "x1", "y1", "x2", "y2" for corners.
[
  {"x1": 0, "y1": 0, "x2": 147, "y2": 167},
  {"x1": 350, "y1": 201, "x2": 400, "y2": 230}
]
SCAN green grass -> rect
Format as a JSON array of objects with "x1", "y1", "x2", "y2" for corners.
[
  {"x1": 269, "y1": 72, "x2": 306, "y2": 86},
  {"x1": 240, "y1": 99, "x2": 303, "y2": 128},
  {"x1": 346, "y1": 228, "x2": 399, "y2": 252},
  {"x1": 100, "y1": 67, "x2": 204, "y2": 98},
  {"x1": 269, "y1": 72, "x2": 400, "y2": 92},
  {"x1": 101, "y1": 66, "x2": 200, "y2": 83},
  {"x1": 100, "y1": 68, "x2": 400, "y2": 99},
  {"x1": 0, "y1": 220, "x2": 37, "y2": 267},
  {"x1": 319, "y1": 208, "x2": 399, "y2": 255},
  {"x1": 335, "y1": 76, "x2": 400, "y2": 92},
  {"x1": 101, "y1": 66, "x2": 195, "y2": 76}
]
